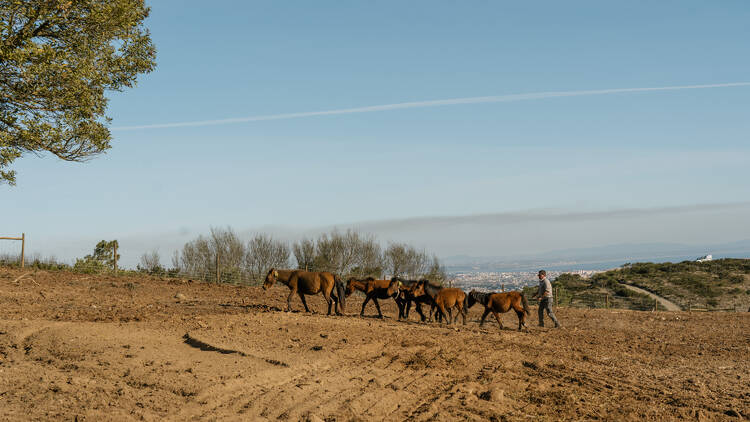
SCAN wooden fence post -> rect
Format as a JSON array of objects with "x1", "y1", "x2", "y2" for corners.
[
  {"x1": 554, "y1": 288, "x2": 558, "y2": 307},
  {"x1": 653, "y1": 298, "x2": 658, "y2": 312},
  {"x1": 605, "y1": 293, "x2": 609, "y2": 309},
  {"x1": 113, "y1": 242, "x2": 117, "y2": 273},
  {"x1": 501, "y1": 284, "x2": 505, "y2": 292},
  {"x1": 1, "y1": 234, "x2": 25, "y2": 268}
]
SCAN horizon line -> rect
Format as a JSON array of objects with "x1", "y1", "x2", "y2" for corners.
[{"x1": 112, "y1": 82, "x2": 750, "y2": 131}]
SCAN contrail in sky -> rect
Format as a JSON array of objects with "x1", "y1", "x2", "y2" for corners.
[{"x1": 113, "y1": 82, "x2": 750, "y2": 131}]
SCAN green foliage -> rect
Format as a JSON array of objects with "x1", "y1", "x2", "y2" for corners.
[
  {"x1": 577, "y1": 258, "x2": 750, "y2": 309},
  {"x1": 553, "y1": 284, "x2": 573, "y2": 306},
  {"x1": 612, "y1": 284, "x2": 636, "y2": 298},
  {"x1": 1, "y1": 0, "x2": 156, "y2": 185},
  {"x1": 729, "y1": 274, "x2": 745, "y2": 284},
  {"x1": 73, "y1": 240, "x2": 118, "y2": 273},
  {"x1": 521, "y1": 285, "x2": 536, "y2": 299}
]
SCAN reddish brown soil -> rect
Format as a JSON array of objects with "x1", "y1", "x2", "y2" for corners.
[{"x1": 1, "y1": 267, "x2": 748, "y2": 421}]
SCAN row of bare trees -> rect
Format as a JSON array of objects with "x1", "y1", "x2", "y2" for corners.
[
  {"x1": 292, "y1": 230, "x2": 446, "y2": 282},
  {"x1": 151, "y1": 227, "x2": 448, "y2": 285}
]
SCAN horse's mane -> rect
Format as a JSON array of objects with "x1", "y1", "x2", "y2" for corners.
[
  {"x1": 422, "y1": 280, "x2": 443, "y2": 292},
  {"x1": 470, "y1": 291, "x2": 492, "y2": 306},
  {"x1": 391, "y1": 277, "x2": 419, "y2": 286},
  {"x1": 423, "y1": 280, "x2": 442, "y2": 289},
  {"x1": 348, "y1": 276, "x2": 376, "y2": 283}
]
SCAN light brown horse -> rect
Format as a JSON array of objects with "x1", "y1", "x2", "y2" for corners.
[
  {"x1": 345, "y1": 277, "x2": 402, "y2": 318},
  {"x1": 263, "y1": 268, "x2": 344, "y2": 315},
  {"x1": 467, "y1": 290, "x2": 530, "y2": 330},
  {"x1": 431, "y1": 288, "x2": 467, "y2": 325}
]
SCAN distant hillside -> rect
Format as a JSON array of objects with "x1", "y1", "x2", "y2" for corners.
[
  {"x1": 542, "y1": 258, "x2": 750, "y2": 311},
  {"x1": 523, "y1": 273, "x2": 657, "y2": 311},
  {"x1": 445, "y1": 239, "x2": 750, "y2": 272}
]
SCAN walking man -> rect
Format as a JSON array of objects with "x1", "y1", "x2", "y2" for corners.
[{"x1": 533, "y1": 270, "x2": 560, "y2": 328}]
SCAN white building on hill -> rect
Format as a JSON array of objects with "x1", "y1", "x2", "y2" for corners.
[{"x1": 696, "y1": 254, "x2": 712, "y2": 262}]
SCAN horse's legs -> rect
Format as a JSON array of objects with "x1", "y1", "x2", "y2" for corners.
[
  {"x1": 459, "y1": 303, "x2": 467, "y2": 325},
  {"x1": 492, "y1": 310, "x2": 504, "y2": 330},
  {"x1": 323, "y1": 286, "x2": 334, "y2": 316},
  {"x1": 373, "y1": 298, "x2": 383, "y2": 318},
  {"x1": 515, "y1": 309, "x2": 526, "y2": 330},
  {"x1": 398, "y1": 297, "x2": 411, "y2": 320},
  {"x1": 441, "y1": 304, "x2": 451, "y2": 325},
  {"x1": 298, "y1": 293, "x2": 311, "y2": 313},
  {"x1": 415, "y1": 302, "x2": 426, "y2": 322},
  {"x1": 330, "y1": 288, "x2": 343, "y2": 316},
  {"x1": 360, "y1": 295, "x2": 371, "y2": 317},
  {"x1": 286, "y1": 288, "x2": 297, "y2": 312},
  {"x1": 480, "y1": 308, "x2": 491, "y2": 326}
]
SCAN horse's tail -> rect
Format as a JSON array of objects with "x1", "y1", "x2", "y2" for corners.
[
  {"x1": 521, "y1": 292, "x2": 530, "y2": 316},
  {"x1": 335, "y1": 275, "x2": 346, "y2": 311}
]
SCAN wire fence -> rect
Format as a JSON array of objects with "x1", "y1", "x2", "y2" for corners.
[
  {"x1": 562, "y1": 291, "x2": 660, "y2": 311},
  {"x1": 557, "y1": 290, "x2": 746, "y2": 312}
]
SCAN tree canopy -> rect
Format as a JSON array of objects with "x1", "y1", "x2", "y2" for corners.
[{"x1": 1, "y1": 0, "x2": 156, "y2": 185}]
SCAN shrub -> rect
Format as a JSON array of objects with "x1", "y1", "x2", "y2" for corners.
[
  {"x1": 728, "y1": 288, "x2": 743, "y2": 295},
  {"x1": 728, "y1": 275, "x2": 745, "y2": 284},
  {"x1": 74, "y1": 240, "x2": 119, "y2": 273}
]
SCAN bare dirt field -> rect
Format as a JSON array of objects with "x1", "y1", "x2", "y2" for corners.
[{"x1": 1, "y1": 267, "x2": 748, "y2": 421}]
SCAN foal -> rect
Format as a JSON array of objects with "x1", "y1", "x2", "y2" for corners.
[
  {"x1": 431, "y1": 288, "x2": 467, "y2": 325},
  {"x1": 467, "y1": 290, "x2": 530, "y2": 330},
  {"x1": 346, "y1": 277, "x2": 401, "y2": 318}
]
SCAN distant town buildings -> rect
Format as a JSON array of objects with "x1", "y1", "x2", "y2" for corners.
[{"x1": 451, "y1": 269, "x2": 600, "y2": 292}]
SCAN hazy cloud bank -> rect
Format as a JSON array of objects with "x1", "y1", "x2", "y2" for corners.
[{"x1": 13, "y1": 202, "x2": 749, "y2": 269}]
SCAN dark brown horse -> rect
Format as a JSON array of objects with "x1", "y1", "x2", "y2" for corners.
[
  {"x1": 345, "y1": 277, "x2": 392, "y2": 296},
  {"x1": 394, "y1": 277, "x2": 440, "y2": 322},
  {"x1": 432, "y1": 288, "x2": 467, "y2": 325},
  {"x1": 346, "y1": 277, "x2": 401, "y2": 318},
  {"x1": 263, "y1": 268, "x2": 345, "y2": 315},
  {"x1": 467, "y1": 290, "x2": 530, "y2": 330}
]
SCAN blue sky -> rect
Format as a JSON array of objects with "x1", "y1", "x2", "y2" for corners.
[{"x1": 3, "y1": 1, "x2": 750, "y2": 266}]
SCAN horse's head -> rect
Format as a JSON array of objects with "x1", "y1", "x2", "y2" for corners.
[
  {"x1": 344, "y1": 278, "x2": 357, "y2": 297},
  {"x1": 467, "y1": 290, "x2": 478, "y2": 309},
  {"x1": 263, "y1": 268, "x2": 278, "y2": 290},
  {"x1": 387, "y1": 279, "x2": 401, "y2": 297},
  {"x1": 410, "y1": 280, "x2": 426, "y2": 297}
]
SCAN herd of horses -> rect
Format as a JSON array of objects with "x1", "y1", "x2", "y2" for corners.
[{"x1": 262, "y1": 268, "x2": 532, "y2": 330}]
